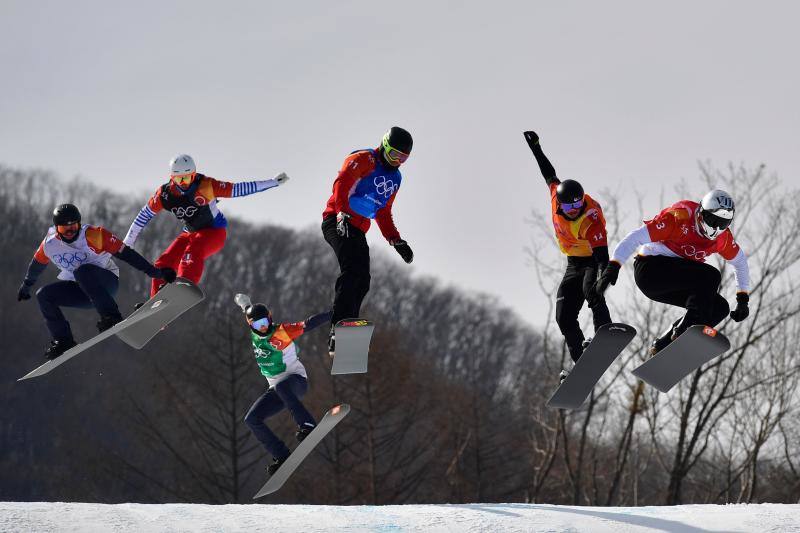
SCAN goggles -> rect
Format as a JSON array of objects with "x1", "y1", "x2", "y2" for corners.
[
  {"x1": 251, "y1": 317, "x2": 271, "y2": 330},
  {"x1": 171, "y1": 172, "x2": 196, "y2": 187},
  {"x1": 56, "y1": 222, "x2": 80, "y2": 232},
  {"x1": 381, "y1": 138, "x2": 410, "y2": 166},
  {"x1": 560, "y1": 199, "x2": 584, "y2": 212},
  {"x1": 701, "y1": 210, "x2": 733, "y2": 230}
]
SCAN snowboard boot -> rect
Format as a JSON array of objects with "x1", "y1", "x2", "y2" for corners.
[
  {"x1": 559, "y1": 360, "x2": 575, "y2": 384},
  {"x1": 649, "y1": 318, "x2": 682, "y2": 356},
  {"x1": 44, "y1": 338, "x2": 78, "y2": 360},
  {"x1": 97, "y1": 312, "x2": 123, "y2": 333},
  {"x1": 327, "y1": 328, "x2": 336, "y2": 358},
  {"x1": 134, "y1": 302, "x2": 145, "y2": 311},
  {"x1": 267, "y1": 455, "x2": 288, "y2": 476},
  {"x1": 295, "y1": 422, "x2": 316, "y2": 443}
]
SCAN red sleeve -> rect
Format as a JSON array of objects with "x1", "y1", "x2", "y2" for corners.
[
  {"x1": 282, "y1": 322, "x2": 306, "y2": 341},
  {"x1": 581, "y1": 217, "x2": 608, "y2": 248},
  {"x1": 209, "y1": 177, "x2": 234, "y2": 198},
  {"x1": 33, "y1": 240, "x2": 49, "y2": 264},
  {"x1": 644, "y1": 210, "x2": 680, "y2": 242},
  {"x1": 375, "y1": 191, "x2": 401, "y2": 242},
  {"x1": 85, "y1": 226, "x2": 124, "y2": 255},
  {"x1": 333, "y1": 152, "x2": 374, "y2": 213},
  {"x1": 717, "y1": 230, "x2": 741, "y2": 260},
  {"x1": 147, "y1": 188, "x2": 165, "y2": 213}
]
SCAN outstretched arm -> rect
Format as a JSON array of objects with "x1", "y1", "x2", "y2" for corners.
[
  {"x1": 18, "y1": 245, "x2": 48, "y2": 301},
  {"x1": 124, "y1": 190, "x2": 164, "y2": 247},
  {"x1": 304, "y1": 311, "x2": 333, "y2": 332},
  {"x1": 523, "y1": 131, "x2": 560, "y2": 187},
  {"x1": 213, "y1": 173, "x2": 290, "y2": 199}
]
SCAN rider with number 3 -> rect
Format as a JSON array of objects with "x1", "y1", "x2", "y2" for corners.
[
  {"x1": 123, "y1": 154, "x2": 290, "y2": 297},
  {"x1": 595, "y1": 190, "x2": 751, "y2": 355},
  {"x1": 322, "y1": 127, "x2": 415, "y2": 356}
]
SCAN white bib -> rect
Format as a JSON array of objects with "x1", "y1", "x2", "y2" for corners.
[{"x1": 42, "y1": 225, "x2": 119, "y2": 281}]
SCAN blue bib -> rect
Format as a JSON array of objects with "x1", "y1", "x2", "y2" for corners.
[{"x1": 347, "y1": 149, "x2": 402, "y2": 219}]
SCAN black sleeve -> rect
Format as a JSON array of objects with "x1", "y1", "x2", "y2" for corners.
[
  {"x1": 23, "y1": 258, "x2": 48, "y2": 286},
  {"x1": 531, "y1": 144, "x2": 560, "y2": 187},
  {"x1": 592, "y1": 245, "x2": 610, "y2": 271},
  {"x1": 113, "y1": 245, "x2": 159, "y2": 277},
  {"x1": 524, "y1": 134, "x2": 560, "y2": 187},
  {"x1": 304, "y1": 311, "x2": 333, "y2": 332}
]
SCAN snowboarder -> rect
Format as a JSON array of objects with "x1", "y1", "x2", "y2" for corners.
[
  {"x1": 123, "y1": 154, "x2": 289, "y2": 297},
  {"x1": 16, "y1": 204, "x2": 177, "y2": 359},
  {"x1": 235, "y1": 294, "x2": 331, "y2": 475},
  {"x1": 595, "y1": 189, "x2": 750, "y2": 354},
  {"x1": 523, "y1": 131, "x2": 613, "y2": 381},
  {"x1": 322, "y1": 127, "x2": 414, "y2": 356}
]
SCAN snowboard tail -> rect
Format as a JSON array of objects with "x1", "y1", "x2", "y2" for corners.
[
  {"x1": 547, "y1": 323, "x2": 637, "y2": 410},
  {"x1": 253, "y1": 404, "x2": 350, "y2": 498},
  {"x1": 331, "y1": 318, "x2": 374, "y2": 375},
  {"x1": 633, "y1": 325, "x2": 730, "y2": 393},
  {"x1": 116, "y1": 279, "x2": 204, "y2": 349}
]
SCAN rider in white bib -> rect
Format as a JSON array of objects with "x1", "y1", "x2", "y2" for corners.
[{"x1": 17, "y1": 204, "x2": 177, "y2": 360}]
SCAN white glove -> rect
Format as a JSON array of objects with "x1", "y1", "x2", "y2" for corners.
[
  {"x1": 274, "y1": 172, "x2": 290, "y2": 185},
  {"x1": 234, "y1": 293, "x2": 252, "y2": 312}
]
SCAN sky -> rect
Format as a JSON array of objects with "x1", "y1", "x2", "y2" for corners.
[{"x1": 2, "y1": 1, "x2": 798, "y2": 327}]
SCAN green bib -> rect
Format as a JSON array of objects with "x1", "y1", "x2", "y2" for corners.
[{"x1": 250, "y1": 328, "x2": 287, "y2": 378}]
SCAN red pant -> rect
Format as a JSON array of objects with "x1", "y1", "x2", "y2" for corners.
[{"x1": 151, "y1": 227, "x2": 227, "y2": 296}]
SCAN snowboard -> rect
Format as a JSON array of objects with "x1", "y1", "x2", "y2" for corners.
[
  {"x1": 632, "y1": 324, "x2": 730, "y2": 393},
  {"x1": 253, "y1": 404, "x2": 350, "y2": 498},
  {"x1": 330, "y1": 318, "x2": 374, "y2": 375},
  {"x1": 547, "y1": 323, "x2": 637, "y2": 410},
  {"x1": 115, "y1": 278, "x2": 204, "y2": 349},
  {"x1": 19, "y1": 278, "x2": 204, "y2": 381}
]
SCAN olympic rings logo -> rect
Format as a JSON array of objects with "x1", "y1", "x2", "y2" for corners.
[
  {"x1": 171, "y1": 206, "x2": 198, "y2": 219},
  {"x1": 374, "y1": 176, "x2": 398, "y2": 198},
  {"x1": 681, "y1": 245, "x2": 708, "y2": 260},
  {"x1": 52, "y1": 252, "x2": 89, "y2": 269}
]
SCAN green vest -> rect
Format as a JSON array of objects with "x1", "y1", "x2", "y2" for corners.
[{"x1": 250, "y1": 327, "x2": 288, "y2": 378}]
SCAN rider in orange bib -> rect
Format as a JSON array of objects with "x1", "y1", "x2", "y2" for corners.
[{"x1": 524, "y1": 131, "x2": 613, "y2": 379}]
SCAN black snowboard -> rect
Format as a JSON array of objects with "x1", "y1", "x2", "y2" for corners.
[
  {"x1": 632, "y1": 325, "x2": 730, "y2": 393},
  {"x1": 547, "y1": 323, "x2": 637, "y2": 410}
]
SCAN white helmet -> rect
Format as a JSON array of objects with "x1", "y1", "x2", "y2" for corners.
[
  {"x1": 170, "y1": 154, "x2": 196, "y2": 176},
  {"x1": 698, "y1": 189, "x2": 735, "y2": 240}
]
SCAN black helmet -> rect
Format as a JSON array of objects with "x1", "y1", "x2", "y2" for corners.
[
  {"x1": 555, "y1": 180, "x2": 584, "y2": 205},
  {"x1": 382, "y1": 126, "x2": 413, "y2": 154},
  {"x1": 53, "y1": 204, "x2": 81, "y2": 226},
  {"x1": 246, "y1": 303, "x2": 271, "y2": 322}
]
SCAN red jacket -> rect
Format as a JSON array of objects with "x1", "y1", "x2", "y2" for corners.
[{"x1": 322, "y1": 149, "x2": 401, "y2": 242}]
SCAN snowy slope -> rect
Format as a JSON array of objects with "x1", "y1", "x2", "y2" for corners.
[{"x1": 1, "y1": 502, "x2": 799, "y2": 532}]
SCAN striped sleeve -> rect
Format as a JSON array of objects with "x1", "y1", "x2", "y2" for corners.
[
  {"x1": 123, "y1": 204, "x2": 157, "y2": 247},
  {"x1": 228, "y1": 179, "x2": 279, "y2": 198}
]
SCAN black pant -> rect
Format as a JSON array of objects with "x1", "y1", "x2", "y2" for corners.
[
  {"x1": 634, "y1": 255, "x2": 730, "y2": 330},
  {"x1": 243, "y1": 375, "x2": 315, "y2": 460},
  {"x1": 322, "y1": 216, "x2": 371, "y2": 325},
  {"x1": 556, "y1": 256, "x2": 612, "y2": 362},
  {"x1": 36, "y1": 264, "x2": 120, "y2": 341}
]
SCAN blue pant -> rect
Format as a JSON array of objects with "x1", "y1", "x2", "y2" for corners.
[
  {"x1": 36, "y1": 264, "x2": 120, "y2": 341},
  {"x1": 243, "y1": 374, "x2": 316, "y2": 460}
]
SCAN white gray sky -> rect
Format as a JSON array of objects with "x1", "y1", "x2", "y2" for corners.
[{"x1": 2, "y1": 1, "x2": 798, "y2": 327}]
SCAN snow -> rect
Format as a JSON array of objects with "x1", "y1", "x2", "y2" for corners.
[{"x1": 1, "y1": 502, "x2": 799, "y2": 532}]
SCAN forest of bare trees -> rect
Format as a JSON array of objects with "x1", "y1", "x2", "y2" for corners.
[{"x1": 1, "y1": 163, "x2": 798, "y2": 505}]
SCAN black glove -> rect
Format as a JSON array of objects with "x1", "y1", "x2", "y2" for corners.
[
  {"x1": 523, "y1": 131, "x2": 540, "y2": 151},
  {"x1": 594, "y1": 261, "x2": 621, "y2": 295},
  {"x1": 392, "y1": 239, "x2": 414, "y2": 264},
  {"x1": 336, "y1": 212, "x2": 351, "y2": 238},
  {"x1": 17, "y1": 282, "x2": 32, "y2": 301},
  {"x1": 729, "y1": 292, "x2": 749, "y2": 322},
  {"x1": 158, "y1": 267, "x2": 177, "y2": 283}
]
